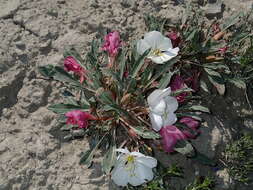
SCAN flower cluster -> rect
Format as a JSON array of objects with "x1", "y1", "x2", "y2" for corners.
[{"x1": 42, "y1": 30, "x2": 203, "y2": 188}]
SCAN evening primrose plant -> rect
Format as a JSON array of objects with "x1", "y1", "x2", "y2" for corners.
[{"x1": 38, "y1": 7, "x2": 253, "y2": 188}]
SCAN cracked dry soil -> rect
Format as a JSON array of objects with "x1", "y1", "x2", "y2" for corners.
[{"x1": 0, "y1": 0, "x2": 253, "y2": 190}]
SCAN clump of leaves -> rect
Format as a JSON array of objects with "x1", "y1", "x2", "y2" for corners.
[
  {"x1": 224, "y1": 134, "x2": 253, "y2": 184},
  {"x1": 145, "y1": 5, "x2": 253, "y2": 96},
  {"x1": 185, "y1": 176, "x2": 215, "y2": 190}
]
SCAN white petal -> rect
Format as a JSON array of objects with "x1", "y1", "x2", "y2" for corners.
[
  {"x1": 116, "y1": 148, "x2": 130, "y2": 154},
  {"x1": 157, "y1": 36, "x2": 173, "y2": 50},
  {"x1": 149, "y1": 55, "x2": 165, "y2": 64},
  {"x1": 164, "y1": 96, "x2": 178, "y2": 112},
  {"x1": 147, "y1": 88, "x2": 171, "y2": 108},
  {"x1": 149, "y1": 113, "x2": 163, "y2": 131},
  {"x1": 143, "y1": 31, "x2": 164, "y2": 49},
  {"x1": 136, "y1": 156, "x2": 157, "y2": 168},
  {"x1": 163, "y1": 47, "x2": 179, "y2": 59},
  {"x1": 137, "y1": 39, "x2": 151, "y2": 55},
  {"x1": 163, "y1": 112, "x2": 177, "y2": 126},
  {"x1": 111, "y1": 162, "x2": 129, "y2": 186},
  {"x1": 128, "y1": 164, "x2": 146, "y2": 186},
  {"x1": 151, "y1": 99, "x2": 166, "y2": 115},
  {"x1": 137, "y1": 163, "x2": 154, "y2": 181}
]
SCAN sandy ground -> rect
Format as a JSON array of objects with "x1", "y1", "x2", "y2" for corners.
[{"x1": 0, "y1": 0, "x2": 253, "y2": 190}]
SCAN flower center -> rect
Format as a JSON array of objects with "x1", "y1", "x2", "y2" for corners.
[
  {"x1": 126, "y1": 155, "x2": 135, "y2": 163},
  {"x1": 152, "y1": 49, "x2": 163, "y2": 56}
]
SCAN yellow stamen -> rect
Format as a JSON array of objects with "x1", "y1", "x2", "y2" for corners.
[
  {"x1": 126, "y1": 155, "x2": 135, "y2": 163},
  {"x1": 152, "y1": 49, "x2": 163, "y2": 56}
]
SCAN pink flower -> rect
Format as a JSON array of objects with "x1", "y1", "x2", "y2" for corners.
[
  {"x1": 159, "y1": 125, "x2": 187, "y2": 153},
  {"x1": 170, "y1": 75, "x2": 188, "y2": 103},
  {"x1": 102, "y1": 31, "x2": 121, "y2": 58},
  {"x1": 160, "y1": 117, "x2": 200, "y2": 153},
  {"x1": 179, "y1": 117, "x2": 199, "y2": 130},
  {"x1": 167, "y1": 31, "x2": 181, "y2": 48},
  {"x1": 65, "y1": 110, "x2": 96, "y2": 129},
  {"x1": 64, "y1": 56, "x2": 86, "y2": 83}
]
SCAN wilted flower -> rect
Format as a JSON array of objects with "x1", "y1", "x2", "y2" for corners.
[
  {"x1": 148, "y1": 88, "x2": 178, "y2": 131},
  {"x1": 159, "y1": 125, "x2": 187, "y2": 153},
  {"x1": 137, "y1": 31, "x2": 179, "y2": 64},
  {"x1": 167, "y1": 31, "x2": 181, "y2": 48},
  {"x1": 64, "y1": 56, "x2": 86, "y2": 83},
  {"x1": 111, "y1": 148, "x2": 157, "y2": 187},
  {"x1": 65, "y1": 110, "x2": 96, "y2": 129},
  {"x1": 179, "y1": 117, "x2": 199, "y2": 130},
  {"x1": 170, "y1": 75, "x2": 188, "y2": 103},
  {"x1": 102, "y1": 31, "x2": 121, "y2": 58}
]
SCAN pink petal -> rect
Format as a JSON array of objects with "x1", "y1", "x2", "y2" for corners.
[
  {"x1": 64, "y1": 56, "x2": 87, "y2": 83},
  {"x1": 179, "y1": 117, "x2": 199, "y2": 130},
  {"x1": 102, "y1": 31, "x2": 121, "y2": 58},
  {"x1": 170, "y1": 75, "x2": 188, "y2": 103},
  {"x1": 65, "y1": 110, "x2": 95, "y2": 129},
  {"x1": 167, "y1": 31, "x2": 181, "y2": 48},
  {"x1": 159, "y1": 125, "x2": 187, "y2": 153}
]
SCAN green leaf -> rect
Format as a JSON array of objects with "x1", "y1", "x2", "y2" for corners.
[
  {"x1": 119, "y1": 48, "x2": 127, "y2": 80},
  {"x1": 174, "y1": 140, "x2": 195, "y2": 157},
  {"x1": 158, "y1": 71, "x2": 175, "y2": 89},
  {"x1": 176, "y1": 112, "x2": 202, "y2": 121},
  {"x1": 187, "y1": 105, "x2": 210, "y2": 113},
  {"x1": 53, "y1": 66, "x2": 81, "y2": 87},
  {"x1": 228, "y1": 78, "x2": 246, "y2": 89},
  {"x1": 171, "y1": 87, "x2": 193, "y2": 96},
  {"x1": 200, "y1": 80, "x2": 209, "y2": 93},
  {"x1": 102, "y1": 144, "x2": 117, "y2": 175},
  {"x1": 38, "y1": 65, "x2": 56, "y2": 78},
  {"x1": 132, "y1": 49, "x2": 150, "y2": 78},
  {"x1": 98, "y1": 90, "x2": 114, "y2": 104},
  {"x1": 203, "y1": 63, "x2": 230, "y2": 73},
  {"x1": 130, "y1": 126, "x2": 160, "y2": 139},
  {"x1": 145, "y1": 57, "x2": 180, "y2": 88},
  {"x1": 185, "y1": 29, "x2": 197, "y2": 41},
  {"x1": 48, "y1": 103, "x2": 89, "y2": 114},
  {"x1": 204, "y1": 68, "x2": 225, "y2": 95},
  {"x1": 79, "y1": 135, "x2": 106, "y2": 167}
]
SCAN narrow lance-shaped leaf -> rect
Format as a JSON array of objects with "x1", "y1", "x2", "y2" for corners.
[
  {"x1": 48, "y1": 103, "x2": 89, "y2": 114},
  {"x1": 188, "y1": 105, "x2": 210, "y2": 113},
  {"x1": 228, "y1": 78, "x2": 246, "y2": 89},
  {"x1": 145, "y1": 56, "x2": 180, "y2": 89},
  {"x1": 130, "y1": 126, "x2": 160, "y2": 139},
  {"x1": 53, "y1": 66, "x2": 82, "y2": 87},
  {"x1": 38, "y1": 65, "x2": 56, "y2": 78},
  {"x1": 131, "y1": 49, "x2": 150, "y2": 78},
  {"x1": 204, "y1": 68, "x2": 225, "y2": 95},
  {"x1": 79, "y1": 134, "x2": 107, "y2": 167},
  {"x1": 102, "y1": 144, "x2": 117, "y2": 175},
  {"x1": 158, "y1": 71, "x2": 175, "y2": 89}
]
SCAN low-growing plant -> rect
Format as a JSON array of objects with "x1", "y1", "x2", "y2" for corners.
[
  {"x1": 38, "y1": 2, "x2": 253, "y2": 188},
  {"x1": 224, "y1": 134, "x2": 253, "y2": 184}
]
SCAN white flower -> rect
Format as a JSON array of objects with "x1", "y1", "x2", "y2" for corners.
[
  {"x1": 111, "y1": 148, "x2": 157, "y2": 187},
  {"x1": 147, "y1": 87, "x2": 178, "y2": 131},
  {"x1": 137, "y1": 31, "x2": 179, "y2": 64}
]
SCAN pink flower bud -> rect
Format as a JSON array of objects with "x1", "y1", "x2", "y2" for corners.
[
  {"x1": 65, "y1": 110, "x2": 96, "y2": 129},
  {"x1": 64, "y1": 56, "x2": 86, "y2": 83},
  {"x1": 102, "y1": 31, "x2": 121, "y2": 58}
]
